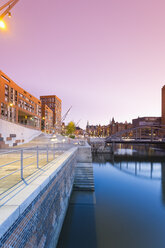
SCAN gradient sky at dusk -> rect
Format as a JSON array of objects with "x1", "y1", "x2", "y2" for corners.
[{"x1": 0, "y1": 0, "x2": 165, "y2": 128}]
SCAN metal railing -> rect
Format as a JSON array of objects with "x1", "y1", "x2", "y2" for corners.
[{"x1": 0, "y1": 143, "x2": 74, "y2": 194}]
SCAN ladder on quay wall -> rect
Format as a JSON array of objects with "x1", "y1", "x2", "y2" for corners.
[{"x1": 73, "y1": 163, "x2": 95, "y2": 191}]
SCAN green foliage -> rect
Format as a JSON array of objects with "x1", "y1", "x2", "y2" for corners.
[
  {"x1": 66, "y1": 121, "x2": 76, "y2": 135},
  {"x1": 69, "y1": 134, "x2": 75, "y2": 139}
]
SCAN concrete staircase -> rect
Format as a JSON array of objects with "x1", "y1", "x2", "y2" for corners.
[
  {"x1": 73, "y1": 163, "x2": 95, "y2": 191},
  {"x1": 0, "y1": 119, "x2": 42, "y2": 148},
  {"x1": 0, "y1": 133, "x2": 24, "y2": 148},
  {"x1": 0, "y1": 134, "x2": 9, "y2": 149}
]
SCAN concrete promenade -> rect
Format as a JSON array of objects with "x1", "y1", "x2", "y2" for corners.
[
  {"x1": 0, "y1": 134, "x2": 74, "y2": 194},
  {"x1": 0, "y1": 133, "x2": 92, "y2": 248}
]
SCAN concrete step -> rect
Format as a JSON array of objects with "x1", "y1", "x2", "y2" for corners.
[{"x1": 73, "y1": 162, "x2": 95, "y2": 191}]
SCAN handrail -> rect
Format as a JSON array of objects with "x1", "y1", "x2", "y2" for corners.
[{"x1": 0, "y1": 143, "x2": 74, "y2": 194}]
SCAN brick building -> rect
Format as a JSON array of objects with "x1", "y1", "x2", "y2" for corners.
[
  {"x1": 162, "y1": 86, "x2": 165, "y2": 125},
  {"x1": 41, "y1": 104, "x2": 53, "y2": 133},
  {"x1": 0, "y1": 71, "x2": 42, "y2": 130},
  {"x1": 132, "y1": 117, "x2": 161, "y2": 127},
  {"x1": 86, "y1": 119, "x2": 132, "y2": 137},
  {"x1": 40, "y1": 95, "x2": 62, "y2": 133}
]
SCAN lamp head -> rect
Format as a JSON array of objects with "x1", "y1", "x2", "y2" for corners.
[
  {"x1": 0, "y1": 20, "x2": 6, "y2": 29},
  {"x1": 8, "y1": 12, "x2": 12, "y2": 18}
]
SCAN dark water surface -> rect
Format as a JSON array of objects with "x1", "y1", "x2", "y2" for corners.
[{"x1": 57, "y1": 148, "x2": 165, "y2": 248}]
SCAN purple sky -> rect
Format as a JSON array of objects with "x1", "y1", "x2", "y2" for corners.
[{"x1": 1, "y1": 0, "x2": 165, "y2": 128}]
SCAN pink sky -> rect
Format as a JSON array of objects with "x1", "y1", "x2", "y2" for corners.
[{"x1": 0, "y1": 0, "x2": 165, "y2": 128}]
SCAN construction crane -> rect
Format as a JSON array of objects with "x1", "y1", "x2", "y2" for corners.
[
  {"x1": 0, "y1": 0, "x2": 19, "y2": 20},
  {"x1": 61, "y1": 106, "x2": 72, "y2": 123},
  {"x1": 76, "y1": 119, "x2": 81, "y2": 127}
]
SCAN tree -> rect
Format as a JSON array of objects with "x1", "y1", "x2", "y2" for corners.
[{"x1": 66, "y1": 121, "x2": 76, "y2": 135}]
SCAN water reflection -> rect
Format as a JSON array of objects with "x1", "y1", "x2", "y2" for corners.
[
  {"x1": 161, "y1": 163, "x2": 165, "y2": 206},
  {"x1": 57, "y1": 146, "x2": 165, "y2": 248},
  {"x1": 112, "y1": 144, "x2": 165, "y2": 157},
  {"x1": 114, "y1": 161, "x2": 161, "y2": 179},
  {"x1": 94, "y1": 148, "x2": 165, "y2": 208}
]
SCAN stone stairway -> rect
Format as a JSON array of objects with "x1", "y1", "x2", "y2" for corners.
[
  {"x1": 73, "y1": 163, "x2": 95, "y2": 191},
  {"x1": 0, "y1": 133, "x2": 22, "y2": 148},
  {"x1": 0, "y1": 134, "x2": 9, "y2": 149}
]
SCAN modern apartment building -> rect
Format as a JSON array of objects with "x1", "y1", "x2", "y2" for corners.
[
  {"x1": 0, "y1": 70, "x2": 42, "y2": 130},
  {"x1": 41, "y1": 104, "x2": 53, "y2": 133},
  {"x1": 40, "y1": 95, "x2": 62, "y2": 133}
]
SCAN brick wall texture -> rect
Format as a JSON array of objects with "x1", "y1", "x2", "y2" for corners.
[{"x1": 0, "y1": 152, "x2": 77, "y2": 248}]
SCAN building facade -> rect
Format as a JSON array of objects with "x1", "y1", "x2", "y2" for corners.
[
  {"x1": 40, "y1": 95, "x2": 62, "y2": 133},
  {"x1": 132, "y1": 117, "x2": 161, "y2": 127},
  {"x1": 0, "y1": 71, "x2": 41, "y2": 130},
  {"x1": 86, "y1": 119, "x2": 132, "y2": 137},
  {"x1": 162, "y1": 86, "x2": 165, "y2": 125},
  {"x1": 41, "y1": 104, "x2": 53, "y2": 133}
]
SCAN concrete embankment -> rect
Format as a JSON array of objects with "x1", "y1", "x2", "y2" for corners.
[
  {"x1": 89, "y1": 139, "x2": 112, "y2": 154},
  {"x1": 0, "y1": 144, "x2": 92, "y2": 248},
  {"x1": 0, "y1": 118, "x2": 42, "y2": 148}
]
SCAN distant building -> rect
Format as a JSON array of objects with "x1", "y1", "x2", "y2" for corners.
[
  {"x1": 41, "y1": 104, "x2": 53, "y2": 133},
  {"x1": 86, "y1": 119, "x2": 132, "y2": 137},
  {"x1": 132, "y1": 117, "x2": 161, "y2": 127},
  {"x1": 75, "y1": 126, "x2": 84, "y2": 136},
  {"x1": 40, "y1": 95, "x2": 61, "y2": 133},
  {"x1": 132, "y1": 116, "x2": 161, "y2": 139},
  {"x1": 0, "y1": 70, "x2": 41, "y2": 130},
  {"x1": 108, "y1": 118, "x2": 132, "y2": 136},
  {"x1": 162, "y1": 86, "x2": 165, "y2": 125}
]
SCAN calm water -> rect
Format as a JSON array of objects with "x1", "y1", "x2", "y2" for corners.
[{"x1": 57, "y1": 148, "x2": 165, "y2": 248}]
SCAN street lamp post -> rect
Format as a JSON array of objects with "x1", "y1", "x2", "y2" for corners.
[{"x1": 0, "y1": 0, "x2": 20, "y2": 29}]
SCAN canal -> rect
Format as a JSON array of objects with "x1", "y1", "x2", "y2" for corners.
[{"x1": 57, "y1": 146, "x2": 165, "y2": 248}]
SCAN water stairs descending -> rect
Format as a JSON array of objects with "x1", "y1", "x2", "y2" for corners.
[{"x1": 73, "y1": 163, "x2": 95, "y2": 191}]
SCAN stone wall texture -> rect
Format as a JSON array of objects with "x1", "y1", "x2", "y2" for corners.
[{"x1": 0, "y1": 151, "x2": 77, "y2": 248}]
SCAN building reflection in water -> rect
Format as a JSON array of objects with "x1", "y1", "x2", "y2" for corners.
[
  {"x1": 161, "y1": 163, "x2": 165, "y2": 206},
  {"x1": 93, "y1": 150, "x2": 165, "y2": 207}
]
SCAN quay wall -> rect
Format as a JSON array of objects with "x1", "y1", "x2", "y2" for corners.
[{"x1": 0, "y1": 147, "x2": 78, "y2": 248}]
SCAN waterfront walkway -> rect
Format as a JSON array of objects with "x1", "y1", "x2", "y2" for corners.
[{"x1": 0, "y1": 133, "x2": 75, "y2": 195}]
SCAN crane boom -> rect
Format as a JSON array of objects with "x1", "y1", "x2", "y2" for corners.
[
  {"x1": 61, "y1": 106, "x2": 72, "y2": 122},
  {"x1": 76, "y1": 119, "x2": 81, "y2": 126}
]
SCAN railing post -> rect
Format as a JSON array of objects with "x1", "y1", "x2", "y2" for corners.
[
  {"x1": 112, "y1": 142, "x2": 115, "y2": 154},
  {"x1": 47, "y1": 145, "x2": 49, "y2": 162},
  {"x1": 151, "y1": 128, "x2": 153, "y2": 141},
  {"x1": 21, "y1": 149, "x2": 24, "y2": 180},
  {"x1": 37, "y1": 146, "x2": 39, "y2": 168},
  {"x1": 53, "y1": 143, "x2": 55, "y2": 159}
]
